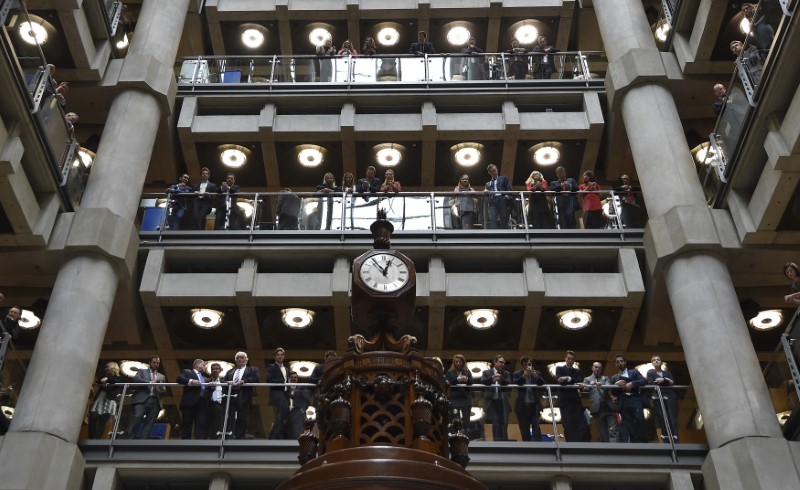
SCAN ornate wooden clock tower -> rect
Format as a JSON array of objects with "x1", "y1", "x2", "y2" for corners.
[{"x1": 279, "y1": 211, "x2": 485, "y2": 490}]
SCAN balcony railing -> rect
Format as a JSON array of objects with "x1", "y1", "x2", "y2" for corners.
[
  {"x1": 137, "y1": 190, "x2": 647, "y2": 245},
  {"x1": 175, "y1": 51, "x2": 607, "y2": 90}
]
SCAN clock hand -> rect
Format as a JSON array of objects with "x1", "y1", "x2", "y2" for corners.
[{"x1": 371, "y1": 258, "x2": 389, "y2": 276}]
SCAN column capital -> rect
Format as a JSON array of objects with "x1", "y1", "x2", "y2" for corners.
[
  {"x1": 605, "y1": 48, "x2": 668, "y2": 107},
  {"x1": 64, "y1": 207, "x2": 138, "y2": 278},
  {"x1": 114, "y1": 54, "x2": 178, "y2": 116},
  {"x1": 643, "y1": 204, "x2": 722, "y2": 276}
]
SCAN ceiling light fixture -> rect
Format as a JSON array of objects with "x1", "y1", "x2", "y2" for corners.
[
  {"x1": 557, "y1": 309, "x2": 592, "y2": 330},
  {"x1": 748, "y1": 310, "x2": 783, "y2": 331},
  {"x1": 18, "y1": 309, "x2": 41, "y2": 329},
  {"x1": 19, "y1": 21, "x2": 47, "y2": 45},
  {"x1": 296, "y1": 145, "x2": 325, "y2": 168},
  {"x1": 75, "y1": 148, "x2": 96, "y2": 168},
  {"x1": 191, "y1": 308, "x2": 224, "y2": 329},
  {"x1": 306, "y1": 406, "x2": 317, "y2": 422},
  {"x1": 466, "y1": 361, "x2": 491, "y2": 380},
  {"x1": 464, "y1": 309, "x2": 498, "y2": 330},
  {"x1": 309, "y1": 27, "x2": 332, "y2": 47},
  {"x1": 778, "y1": 410, "x2": 792, "y2": 426},
  {"x1": 241, "y1": 28, "x2": 266, "y2": 48},
  {"x1": 1, "y1": 406, "x2": 14, "y2": 420},
  {"x1": 281, "y1": 308, "x2": 315, "y2": 329},
  {"x1": 120, "y1": 360, "x2": 150, "y2": 378},
  {"x1": 204, "y1": 360, "x2": 235, "y2": 377},
  {"x1": 655, "y1": 19, "x2": 671, "y2": 42},
  {"x1": 470, "y1": 406, "x2": 485, "y2": 422},
  {"x1": 218, "y1": 144, "x2": 250, "y2": 168},
  {"x1": 373, "y1": 143, "x2": 405, "y2": 167},
  {"x1": 452, "y1": 142, "x2": 484, "y2": 167},
  {"x1": 530, "y1": 142, "x2": 563, "y2": 166},
  {"x1": 634, "y1": 362, "x2": 669, "y2": 379},
  {"x1": 237, "y1": 200, "x2": 254, "y2": 219},
  {"x1": 514, "y1": 24, "x2": 539, "y2": 45},
  {"x1": 447, "y1": 26, "x2": 471, "y2": 46},
  {"x1": 692, "y1": 142, "x2": 717, "y2": 165},
  {"x1": 289, "y1": 360, "x2": 319, "y2": 378},
  {"x1": 541, "y1": 407, "x2": 561, "y2": 423},
  {"x1": 376, "y1": 27, "x2": 400, "y2": 46},
  {"x1": 740, "y1": 18, "x2": 751, "y2": 35},
  {"x1": 547, "y1": 362, "x2": 581, "y2": 378},
  {"x1": 116, "y1": 33, "x2": 129, "y2": 49}
]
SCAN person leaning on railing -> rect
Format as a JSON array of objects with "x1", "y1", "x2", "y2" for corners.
[
  {"x1": 646, "y1": 354, "x2": 679, "y2": 442},
  {"x1": 730, "y1": 40, "x2": 762, "y2": 86},
  {"x1": 532, "y1": 36, "x2": 559, "y2": 79},
  {"x1": 88, "y1": 361, "x2": 125, "y2": 439},
  {"x1": 579, "y1": 170, "x2": 603, "y2": 229},
  {"x1": 380, "y1": 169, "x2": 402, "y2": 193},
  {"x1": 0, "y1": 306, "x2": 20, "y2": 341},
  {"x1": 445, "y1": 354, "x2": 473, "y2": 427},
  {"x1": 525, "y1": 170, "x2": 554, "y2": 229},
  {"x1": 506, "y1": 38, "x2": 530, "y2": 80},
  {"x1": 453, "y1": 175, "x2": 476, "y2": 229},
  {"x1": 783, "y1": 262, "x2": 800, "y2": 305},
  {"x1": 165, "y1": 174, "x2": 192, "y2": 231}
]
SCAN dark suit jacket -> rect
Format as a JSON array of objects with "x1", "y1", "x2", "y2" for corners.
[
  {"x1": 554, "y1": 365, "x2": 582, "y2": 406},
  {"x1": 0, "y1": 316, "x2": 20, "y2": 340},
  {"x1": 512, "y1": 368, "x2": 545, "y2": 412},
  {"x1": 409, "y1": 41, "x2": 435, "y2": 55},
  {"x1": 610, "y1": 368, "x2": 647, "y2": 407},
  {"x1": 131, "y1": 368, "x2": 166, "y2": 408},
  {"x1": 192, "y1": 181, "x2": 218, "y2": 216},
  {"x1": 485, "y1": 175, "x2": 513, "y2": 198},
  {"x1": 445, "y1": 369, "x2": 474, "y2": 409},
  {"x1": 177, "y1": 369, "x2": 207, "y2": 408},
  {"x1": 223, "y1": 365, "x2": 260, "y2": 406},
  {"x1": 480, "y1": 368, "x2": 511, "y2": 409},
  {"x1": 356, "y1": 177, "x2": 382, "y2": 194},
  {"x1": 309, "y1": 364, "x2": 324, "y2": 386},
  {"x1": 266, "y1": 363, "x2": 288, "y2": 406}
]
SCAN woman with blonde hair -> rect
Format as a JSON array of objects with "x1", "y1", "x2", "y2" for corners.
[
  {"x1": 380, "y1": 169, "x2": 402, "y2": 193},
  {"x1": 88, "y1": 361, "x2": 124, "y2": 438},
  {"x1": 525, "y1": 170, "x2": 552, "y2": 228}
]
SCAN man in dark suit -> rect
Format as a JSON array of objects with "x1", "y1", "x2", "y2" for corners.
[
  {"x1": 0, "y1": 306, "x2": 21, "y2": 341},
  {"x1": 283, "y1": 371, "x2": 312, "y2": 439},
  {"x1": 267, "y1": 347, "x2": 290, "y2": 439},
  {"x1": 610, "y1": 354, "x2": 648, "y2": 443},
  {"x1": 550, "y1": 166, "x2": 579, "y2": 229},
  {"x1": 125, "y1": 355, "x2": 166, "y2": 439},
  {"x1": 215, "y1": 172, "x2": 242, "y2": 230},
  {"x1": 481, "y1": 354, "x2": 511, "y2": 441},
  {"x1": 222, "y1": 351, "x2": 260, "y2": 439},
  {"x1": 614, "y1": 175, "x2": 641, "y2": 228},
  {"x1": 276, "y1": 188, "x2": 301, "y2": 230},
  {"x1": 485, "y1": 164, "x2": 513, "y2": 229},
  {"x1": 409, "y1": 31, "x2": 435, "y2": 55},
  {"x1": 555, "y1": 350, "x2": 589, "y2": 442},
  {"x1": 190, "y1": 167, "x2": 218, "y2": 230},
  {"x1": 309, "y1": 350, "x2": 338, "y2": 386},
  {"x1": 356, "y1": 166, "x2": 382, "y2": 198},
  {"x1": 176, "y1": 358, "x2": 208, "y2": 439},
  {"x1": 512, "y1": 355, "x2": 545, "y2": 442}
]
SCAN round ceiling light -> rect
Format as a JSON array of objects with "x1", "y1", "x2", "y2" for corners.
[
  {"x1": 191, "y1": 308, "x2": 224, "y2": 329},
  {"x1": 655, "y1": 19, "x2": 671, "y2": 42},
  {"x1": 373, "y1": 143, "x2": 405, "y2": 167},
  {"x1": 309, "y1": 27, "x2": 332, "y2": 47},
  {"x1": 447, "y1": 26, "x2": 471, "y2": 46},
  {"x1": 219, "y1": 145, "x2": 249, "y2": 168},
  {"x1": 514, "y1": 24, "x2": 539, "y2": 45},
  {"x1": 204, "y1": 360, "x2": 235, "y2": 378},
  {"x1": 306, "y1": 405, "x2": 317, "y2": 422},
  {"x1": 281, "y1": 308, "x2": 315, "y2": 329},
  {"x1": 557, "y1": 309, "x2": 592, "y2": 330},
  {"x1": 242, "y1": 28, "x2": 266, "y2": 48},
  {"x1": 120, "y1": 360, "x2": 150, "y2": 378},
  {"x1": 75, "y1": 148, "x2": 95, "y2": 168},
  {"x1": 634, "y1": 362, "x2": 669, "y2": 379},
  {"x1": 541, "y1": 407, "x2": 561, "y2": 423},
  {"x1": 237, "y1": 200, "x2": 254, "y2": 219},
  {"x1": 289, "y1": 360, "x2": 319, "y2": 378},
  {"x1": 532, "y1": 145, "x2": 561, "y2": 166},
  {"x1": 297, "y1": 146, "x2": 324, "y2": 168},
  {"x1": 452, "y1": 142, "x2": 484, "y2": 167},
  {"x1": 466, "y1": 361, "x2": 491, "y2": 380},
  {"x1": 694, "y1": 144, "x2": 716, "y2": 165},
  {"x1": 740, "y1": 18, "x2": 751, "y2": 35},
  {"x1": 19, "y1": 21, "x2": 47, "y2": 45},
  {"x1": 1, "y1": 406, "x2": 14, "y2": 419},
  {"x1": 469, "y1": 406, "x2": 485, "y2": 422},
  {"x1": 464, "y1": 309, "x2": 498, "y2": 330},
  {"x1": 18, "y1": 309, "x2": 41, "y2": 329},
  {"x1": 377, "y1": 27, "x2": 400, "y2": 46},
  {"x1": 547, "y1": 361, "x2": 581, "y2": 378},
  {"x1": 778, "y1": 410, "x2": 792, "y2": 426},
  {"x1": 116, "y1": 33, "x2": 129, "y2": 49},
  {"x1": 748, "y1": 310, "x2": 783, "y2": 331}
]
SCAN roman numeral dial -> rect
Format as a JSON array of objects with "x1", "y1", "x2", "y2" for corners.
[{"x1": 358, "y1": 253, "x2": 410, "y2": 293}]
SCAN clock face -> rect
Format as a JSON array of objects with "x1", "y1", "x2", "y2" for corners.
[{"x1": 358, "y1": 253, "x2": 410, "y2": 293}]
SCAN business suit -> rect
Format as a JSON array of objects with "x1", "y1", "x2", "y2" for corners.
[
  {"x1": 190, "y1": 180, "x2": 218, "y2": 230},
  {"x1": 222, "y1": 365, "x2": 260, "y2": 439},
  {"x1": 647, "y1": 369, "x2": 679, "y2": 442},
  {"x1": 550, "y1": 177, "x2": 579, "y2": 229},
  {"x1": 409, "y1": 41, "x2": 435, "y2": 55},
  {"x1": 215, "y1": 183, "x2": 241, "y2": 230},
  {"x1": 445, "y1": 369, "x2": 473, "y2": 426},
  {"x1": 125, "y1": 368, "x2": 165, "y2": 439},
  {"x1": 581, "y1": 374, "x2": 619, "y2": 442},
  {"x1": 177, "y1": 368, "x2": 208, "y2": 439},
  {"x1": 266, "y1": 362, "x2": 290, "y2": 439},
  {"x1": 480, "y1": 368, "x2": 511, "y2": 441},
  {"x1": 555, "y1": 364, "x2": 589, "y2": 441},
  {"x1": 512, "y1": 368, "x2": 545, "y2": 442},
  {"x1": 485, "y1": 175, "x2": 513, "y2": 229},
  {"x1": 283, "y1": 386, "x2": 311, "y2": 439},
  {"x1": 610, "y1": 368, "x2": 648, "y2": 442}
]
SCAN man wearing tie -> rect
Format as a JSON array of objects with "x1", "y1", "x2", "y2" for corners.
[
  {"x1": 555, "y1": 350, "x2": 589, "y2": 441},
  {"x1": 125, "y1": 355, "x2": 165, "y2": 438},
  {"x1": 579, "y1": 361, "x2": 619, "y2": 442},
  {"x1": 512, "y1": 355, "x2": 545, "y2": 442},
  {"x1": 177, "y1": 358, "x2": 208, "y2": 439},
  {"x1": 223, "y1": 351, "x2": 260, "y2": 439},
  {"x1": 267, "y1": 347, "x2": 291, "y2": 439},
  {"x1": 484, "y1": 164, "x2": 513, "y2": 229},
  {"x1": 190, "y1": 167, "x2": 218, "y2": 230},
  {"x1": 206, "y1": 362, "x2": 225, "y2": 439},
  {"x1": 610, "y1": 354, "x2": 648, "y2": 442},
  {"x1": 480, "y1": 354, "x2": 511, "y2": 441}
]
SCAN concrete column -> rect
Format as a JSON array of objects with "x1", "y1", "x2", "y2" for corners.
[
  {"x1": 0, "y1": 1, "x2": 190, "y2": 489},
  {"x1": 593, "y1": 1, "x2": 800, "y2": 487}
]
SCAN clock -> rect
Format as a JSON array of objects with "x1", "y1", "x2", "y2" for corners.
[{"x1": 358, "y1": 253, "x2": 410, "y2": 293}]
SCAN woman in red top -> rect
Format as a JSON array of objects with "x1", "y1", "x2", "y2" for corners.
[{"x1": 579, "y1": 170, "x2": 603, "y2": 229}]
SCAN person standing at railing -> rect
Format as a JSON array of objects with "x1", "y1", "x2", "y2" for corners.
[
  {"x1": 481, "y1": 354, "x2": 511, "y2": 441},
  {"x1": 267, "y1": 348, "x2": 290, "y2": 440},
  {"x1": 453, "y1": 174, "x2": 476, "y2": 229},
  {"x1": 315, "y1": 172, "x2": 338, "y2": 230},
  {"x1": 445, "y1": 354, "x2": 473, "y2": 428},
  {"x1": 283, "y1": 371, "x2": 311, "y2": 440},
  {"x1": 224, "y1": 351, "x2": 260, "y2": 440},
  {"x1": 190, "y1": 167, "x2": 218, "y2": 230},
  {"x1": 513, "y1": 355, "x2": 545, "y2": 442},
  {"x1": 338, "y1": 40, "x2": 358, "y2": 57},
  {"x1": 730, "y1": 40, "x2": 762, "y2": 86},
  {"x1": 124, "y1": 355, "x2": 165, "y2": 439},
  {"x1": 485, "y1": 164, "x2": 513, "y2": 229},
  {"x1": 711, "y1": 83, "x2": 729, "y2": 116},
  {"x1": 646, "y1": 355, "x2": 679, "y2": 443},
  {"x1": 358, "y1": 166, "x2": 383, "y2": 196},
  {"x1": 276, "y1": 188, "x2": 301, "y2": 230},
  {"x1": 555, "y1": 350, "x2": 589, "y2": 442},
  {"x1": 742, "y1": 2, "x2": 776, "y2": 61},
  {"x1": 0, "y1": 306, "x2": 20, "y2": 342},
  {"x1": 88, "y1": 361, "x2": 124, "y2": 439},
  {"x1": 362, "y1": 37, "x2": 378, "y2": 56},
  {"x1": 614, "y1": 174, "x2": 641, "y2": 228},
  {"x1": 461, "y1": 37, "x2": 485, "y2": 80},
  {"x1": 409, "y1": 31, "x2": 435, "y2": 55},
  {"x1": 525, "y1": 171, "x2": 553, "y2": 229},
  {"x1": 578, "y1": 361, "x2": 619, "y2": 443},
  {"x1": 782, "y1": 262, "x2": 800, "y2": 304},
  {"x1": 177, "y1": 359, "x2": 209, "y2": 439},
  {"x1": 65, "y1": 112, "x2": 79, "y2": 139},
  {"x1": 579, "y1": 170, "x2": 603, "y2": 229},
  {"x1": 207, "y1": 362, "x2": 225, "y2": 439},
  {"x1": 165, "y1": 174, "x2": 192, "y2": 230},
  {"x1": 532, "y1": 36, "x2": 559, "y2": 79},
  {"x1": 610, "y1": 354, "x2": 648, "y2": 443},
  {"x1": 215, "y1": 173, "x2": 242, "y2": 230},
  {"x1": 380, "y1": 169, "x2": 402, "y2": 193},
  {"x1": 338, "y1": 173, "x2": 357, "y2": 194},
  {"x1": 550, "y1": 166, "x2": 579, "y2": 229},
  {"x1": 506, "y1": 38, "x2": 529, "y2": 80},
  {"x1": 316, "y1": 37, "x2": 336, "y2": 82}
]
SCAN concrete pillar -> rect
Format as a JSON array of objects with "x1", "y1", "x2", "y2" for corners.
[
  {"x1": 593, "y1": 0, "x2": 800, "y2": 487},
  {"x1": 209, "y1": 472, "x2": 232, "y2": 490},
  {"x1": 0, "y1": 1, "x2": 190, "y2": 489},
  {"x1": 91, "y1": 466, "x2": 123, "y2": 490}
]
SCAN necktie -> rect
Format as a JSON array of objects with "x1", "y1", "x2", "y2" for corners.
[
  {"x1": 493, "y1": 370, "x2": 500, "y2": 400},
  {"x1": 234, "y1": 369, "x2": 242, "y2": 383},
  {"x1": 197, "y1": 371, "x2": 205, "y2": 391},
  {"x1": 150, "y1": 371, "x2": 156, "y2": 396}
]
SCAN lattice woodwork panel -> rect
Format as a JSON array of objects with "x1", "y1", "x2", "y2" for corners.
[{"x1": 358, "y1": 390, "x2": 407, "y2": 445}]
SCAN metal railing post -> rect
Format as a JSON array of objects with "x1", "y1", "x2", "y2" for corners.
[
  {"x1": 653, "y1": 385, "x2": 678, "y2": 462},
  {"x1": 545, "y1": 385, "x2": 561, "y2": 461},
  {"x1": 218, "y1": 382, "x2": 235, "y2": 459},
  {"x1": 108, "y1": 382, "x2": 130, "y2": 458}
]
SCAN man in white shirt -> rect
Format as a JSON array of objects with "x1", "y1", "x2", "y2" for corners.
[
  {"x1": 190, "y1": 167, "x2": 218, "y2": 230},
  {"x1": 222, "y1": 351, "x2": 259, "y2": 439},
  {"x1": 267, "y1": 347, "x2": 290, "y2": 439}
]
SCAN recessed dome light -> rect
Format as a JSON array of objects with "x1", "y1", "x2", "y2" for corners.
[
  {"x1": 116, "y1": 33, "x2": 129, "y2": 49},
  {"x1": 120, "y1": 360, "x2": 150, "y2": 378},
  {"x1": 447, "y1": 26, "x2": 471, "y2": 46},
  {"x1": 655, "y1": 19, "x2": 670, "y2": 42},
  {"x1": 740, "y1": 18, "x2": 751, "y2": 35},
  {"x1": 204, "y1": 360, "x2": 235, "y2": 377},
  {"x1": 309, "y1": 27, "x2": 332, "y2": 47},
  {"x1": 748, "y1": 310, "x2": 783, "y2": 331},
  {"x1": 514, "y1": 25, "x2": 538, "y2": 45},
  {"x1": 74, "y1": 148, "x2": 95, "y2": 168},
  {"x1": 466, "y1": 361, "x2": 491, "y2": 380},
  {"x1": 306, "y1": 405, "x2": 317, "y2": 422},
  {"x1": 191, "y1": 308, "x2": 224, "y2": 329},
  {"x1": 377, "y1": 27, "x2": 400, "y2": 46},
  {"x1": 557, "y1": 309, "x2": 592, "y2": 330},
  {"x1": 289, "y1": 360, "x2": 319, "y2": 378},
  {"x1": 547, "y1": 362, "x2": 581, "y2": 378},
  {"x1": 373, "y1": 143, "x2": 405, "y2": 167},
  {"x1": 693, "y1": 143, "x2": 716, "y2": 164},
  {"x1": 18, "y1": 309, "x2": 41, "y2": 329},
  {"x1": 533, "y1": 146, "x2": 561, "y2": 166},
  {"x1": 19, "y1": 21, "x2": 47, "y2": 45},
  {"x1": 541, "y1": 407, "x2": 561, "y2": 423},
  {"x1": 1, "y1": 406, "x2": 15, "y2": 419},
  {"x1": 635, "y1": 362, "x2": 669, "y2": 378},
  {"x1": 242, "y1": 28, "x2": 265, "y2": 48},
  {"x1": 298, "y1": 147, "x2": 323, "y2": 167},
  {"x1": 778, "y1": 410, "x2": 792, "y2": 426},
  {"x1": 464, "y1": 309, "x2": 498, "y2": 330},
  {"x1": 237, "y1": 200, "x2": 254, "y2": 219},
  {"x1": 219, "y1": 144, "x2": 249, "y2": 168},
  {"x1": 282, "y1": 308, "x2": 315, "y2": 329},
  {"x1": 452, "y1": 143, "x2": 483, "y2": 167},
  {"x1": 470, "y1": 406, "x2": 484, "y2": 422}
]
